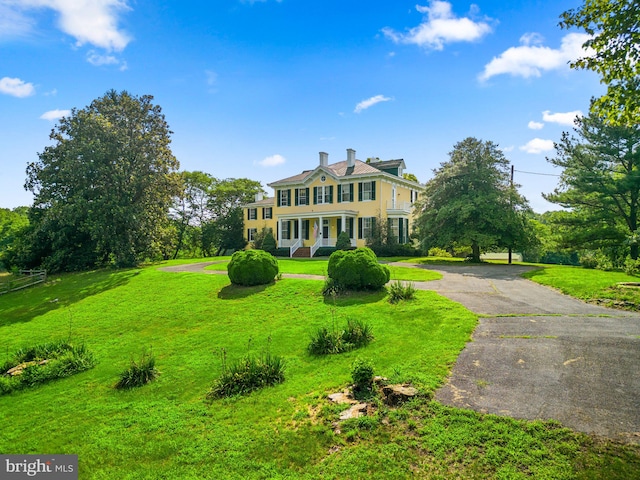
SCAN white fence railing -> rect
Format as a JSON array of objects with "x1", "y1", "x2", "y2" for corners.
[{"x1": 386, "y1": 201, "x2": 413, "y2": 212}]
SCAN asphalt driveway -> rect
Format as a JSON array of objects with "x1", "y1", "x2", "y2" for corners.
[
  {"x1": 414, "y1": 264, "x2": 640, "y2": 445},
  {"x1": 162, "y1": 261, "x2": 640, "y2": 444}
]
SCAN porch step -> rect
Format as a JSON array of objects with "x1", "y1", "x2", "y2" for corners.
[{"x1": 292, "y1": 247, "x2": 311, "y2": 258}]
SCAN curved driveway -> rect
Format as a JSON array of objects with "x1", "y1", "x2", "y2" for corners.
[
  {"x1": 161, "y1": 261, "x2": 640, "y2": 444},
  {"x1": 413, "y1": 264, "x2": 640, "y2": 445}
]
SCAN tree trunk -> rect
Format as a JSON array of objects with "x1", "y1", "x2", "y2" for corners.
[
  {"x1": 471, "y1": 241, "x2": 481, "y2": 263},
  {"x1": 632, "y1": 243, "x2": 639, "y2": 261}
]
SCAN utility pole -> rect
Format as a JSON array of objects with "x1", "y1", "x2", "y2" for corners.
[{"x1": 508, "y1": 164, "x2": 514, "y2": 265}]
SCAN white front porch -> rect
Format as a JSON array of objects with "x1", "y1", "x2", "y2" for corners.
[{"x1": 276, "y1": 211, "x2": 357, "y2": 257}]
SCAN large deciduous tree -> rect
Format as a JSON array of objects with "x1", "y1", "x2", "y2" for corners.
[
  {"x1": 544, "y1": 112, "x2": 640, "y2": 259},
  {"x1": 415, "y1": 137, "x2": 532, "y2": 262},
  {"x1": 560, "y1": 0, "x2": 640, "y2": 126},
  {"x1": 22, "y1": 90, "x2": 181, "y2": 271}
]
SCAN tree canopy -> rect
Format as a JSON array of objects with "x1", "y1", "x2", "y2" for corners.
[
  {"x1": 544, "y1": 111, "x2": 640, "y2": 259},
  {"x1": 415, "y1": 137, "x2": 532, "y2": 262},
  {"x1": 560, "y1": 0, "x2": 640, "y2": 126},
  {"x1": 19, "y1": 90, "x2": 181, "y2": 271}
]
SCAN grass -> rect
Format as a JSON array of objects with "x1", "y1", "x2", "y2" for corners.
[
  {"x1": 0, "y1": 260, "x2": 638, "y2": 478},
  {"x1": 205, "y1": 257, "x2": 443, "y2": 282},
  {"x1": 524, "y1": 265, "x2": 640, "y2": 310}
]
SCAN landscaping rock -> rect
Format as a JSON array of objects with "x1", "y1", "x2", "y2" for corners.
[
  {"x1": 382, "y1": 384, "x2": 418, "y2": 406},
  {"x1": 328, "y1": 390, "x2": 357, "y2": 405},
  {"x1": 339, "y1": 403, "x2": 368, "y2": 420},
  {"x1": 6, "y1": 359, "x2": 48, "y2": 376}
]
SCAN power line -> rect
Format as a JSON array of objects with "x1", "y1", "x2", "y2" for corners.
[{"x1": 514, "y1": 169, "x2": 561, "y2": 177}]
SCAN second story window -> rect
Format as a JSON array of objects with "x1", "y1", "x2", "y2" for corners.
[
  {"x1": 358, "y1": 181, "x2": 376, "y2": 201},
  {"x1": 247, "y1": 208, "x2": 257, "y2": 220},
  {"x1": 314, "y1": 185, "x2": 333, "y2": 204},
  {"x1": 296, "y1": 188, "x2": 309, "y2": 206},
  {"x1": 339, "y1": 184, "x2": 352, "y2": 202},
  {"x1": 262, "y1": 207, "x2": 272, "y2": 219},
  {"x1": 278, "y1": 189, "x2": 291, "y2": 207}
]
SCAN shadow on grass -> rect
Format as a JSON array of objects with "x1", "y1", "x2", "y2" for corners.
[
  {"x1": 0, "y1": 269, "x2": 138, "y2": 327},
  {"x1": 323, "y1": 289, "x2": 388, "y2": 307},
  {"x1": 217, "y1": 282, "x2": 272, "y2": 299}
]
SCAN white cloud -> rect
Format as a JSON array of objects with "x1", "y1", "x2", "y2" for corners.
[
  {"x1": 2, "y1": 0, "x2": 131, "y2": 53},
  {"x1": 354, "y1": 95, "x2": 392, "y2": 113},
  {"x1": 542, "y1": 110, "x2": 583, "y2": 126},
  {"x1": 382, "y1": 1, "x2": 493, "y2": 51},
  {"x1": 40, "y1": 109, "x2": 70, "y2": 121},
  {"x1": 0, "y1": 77, "x2": 35, "y2": 97},
  {"x1": 528, "y1": 121, "x2": 544, "y2": 130},
  {"x1": 520, "y1": 138, "x2": 555, "y2": 154},
  {"x1": 256, "y1": 154, "x2": 286, "y2": 167},
  {"x1": 0, "y1": 3, "x2": 34, "y2": 39},
  {"x1": 479, "y1": 32, "x2": 591, "y2": 81}
]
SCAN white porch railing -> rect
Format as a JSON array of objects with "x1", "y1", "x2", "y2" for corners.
[
  {"x1": 289, "y1": 238, "x2": 302, "y2": 257},
  {"x1": 386, "y1": 201, "x2": 413, "y2": 212},
  {"x1": 310, "y1": 238, "x2": 322, "y2": 258}
]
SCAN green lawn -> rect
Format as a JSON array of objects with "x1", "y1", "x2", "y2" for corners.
[
  {"x1": 0, "y1": 262, "x2": 638, "y2": 478},
  {"x1": 524, "y1": 265, "x2": 640, "y2": 310},
  {"x1": 204, "y1": 257, "x2": 443, "y2": 282}
]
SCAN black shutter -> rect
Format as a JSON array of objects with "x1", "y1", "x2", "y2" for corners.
[
  {"x1": 305, "y1": 188, "x2": 309, "y2": 205},
  {"x1": 337, "y1": 218, "x2": 342, "y2": 233},
  {"x1": 313, "y1": 186, "x2": 318, "y2": 205},
  {"x1": 349, "y1": 183, "x2": 354, "y2": 202},
  {"x1": 294, "y1": 221, "x2": 299, "y2": 239},
  {"x1": 348, "y1": 218, "x2": 354, "y2": 238},
  {"x1": 358, "y1": 183, "x2": 363, "y2": 201},
  {"x1": 287, "y1": 189, "x2": 291, "y2": 206},
  {"x1": 295, "y1": 188, "x2": 299, "y2": 206},
  {"x1": 304, "y1": 220, "x2": 310, "y2": 240},
  {"x1": 337, "y1": 185, "x2": 342, "y2": 203},
  {"x1": 277, "y1": 190, "x2": 281, "y2": 207},
  {"x1": 358, "y1": 218, "x2": 363, "y2": 239},
  {"x1": 329, "y1": 186, "x2": 333, "y2": 203},
  {"x1": 371, "y1": 181, "x2": 376, "y2": 200}
]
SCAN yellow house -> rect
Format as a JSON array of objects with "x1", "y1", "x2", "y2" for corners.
[{"x1": 243, "y1": 148, "x2": 422, "y2": 257}]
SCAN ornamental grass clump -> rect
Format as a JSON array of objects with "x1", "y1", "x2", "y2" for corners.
[
  {"x1": 227, "y1": 249, "x2": 279, "y2": 286},
  {"x1": 388, "y1": 280, "x2": 417, "y2": 304},
  {"x1": 207, "y1": 346, "x2": 285, "y2": 399},
  {"x1": 0, "y1": 341, "x2": 96, "y2": 395},
  {"x1": 307, "y1": 318, "x2": 373, "y2": 355},
  {"x1": 115, "y1": 350, "x2": 158, "y2": 389}
]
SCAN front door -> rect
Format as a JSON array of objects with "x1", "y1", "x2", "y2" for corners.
[{"x1": 323, "y1": 220, "x2": 329, "y2": 244}]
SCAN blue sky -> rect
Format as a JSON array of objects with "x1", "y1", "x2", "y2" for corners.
[{"x1": 0, "y1": 0, "x2": 601, "y2": 212}]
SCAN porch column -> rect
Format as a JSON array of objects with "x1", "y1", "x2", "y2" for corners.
[
  {"x1": 319, "y1": 216, "x2": 323, "y2": 245},
  {"x1": 341, "y1": 214, "x2": 346, "y2": 232},
  {"x1": 298, "y1": 218, "x2": 303, "y2": 243},
  {"x1": 277, "y1": 219, "x2": 282, "y2": 248}
]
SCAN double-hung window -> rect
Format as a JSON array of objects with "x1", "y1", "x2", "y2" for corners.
[
  {"x1": 340, "y1": 184, "x2": 352, "y2": 202},
  {"x1": 279, "y1": 189, "x2": 290, "y2": 207},
  {"x1": 314, "y1": 185, "x2": 333, "y2": 204},
  {"x1": 247, "y1": 208, "x2": 257, "y2": 220},
  {"x1": 358, "y1": 181, "x2": 376, "y2": 201},
  {"x1": 248, "y1": 228, "x2": 257, "y2": 241},
  {"x1": 263, "y1": 207, "x2": 272, "y2": 219}
]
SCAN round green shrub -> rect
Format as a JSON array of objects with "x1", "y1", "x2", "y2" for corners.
[
  {"x1": 327, "y1": 247, "x2": 390, "y2": 291},
  {"x1": 351, "y1": 357, "x2": 374, "y2": 394},
  {"x1": 228, "y1": 250, "x2": 279, "y2": 286}
]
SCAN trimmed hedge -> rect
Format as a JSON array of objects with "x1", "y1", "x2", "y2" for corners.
[
  {"x1": 227, "y1": 250, "x2": 279, "y2": 286},
  {"x1": 327, "y1": 247, "x2": 390, "y2": 291}
]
